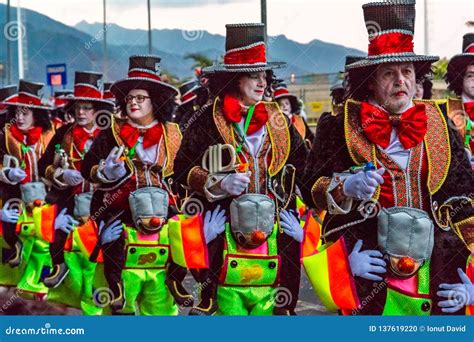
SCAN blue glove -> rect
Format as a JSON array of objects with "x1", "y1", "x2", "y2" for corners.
[
  {"x1": 349, "y1": 239, "x2": 386, "y2": 281},
  {"x1": 54, "y1": 208, "x2": 79, "y2": 234},
  {"x1": 203, "y1": 205, "x2": 226, "y2": 243},
  {"x1": 343, "y1": 168, "x2": 385, "y2": 200},
  {"x1": 279, "y1": 210, "x2": 303, "y2": 242},
  {"x1": 437, "y1": 268, "x2": 474, "y2": 313},
  {"x1": 5, "y1": 167, "x2": 26, "y2": 184},
  {"x1": 0, "y1": 208, "x2": 20, "y2": 224},
  {"x1": 99, "y1": 219, "x2": 123, "y2": 244}
]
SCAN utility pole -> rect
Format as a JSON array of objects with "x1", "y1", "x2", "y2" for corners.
[
  {"x1": 147, "y1": 0, "x2": 152, "y2": 54},
  {"x1": 261, "y1": 0, "x2": 267, "y2": 43},
  {"x1": 103, "y1": 0, "x2": 108, "y2": 81},
  {"x1": 6, "y1": 0, "x2": 12, "y2": 83},
  {"x1": 17, "y1": 0, "x2": 23, "y2": 80},
  {"x1": 424, "y1": 0, "x2": 429, "y2": 55}
]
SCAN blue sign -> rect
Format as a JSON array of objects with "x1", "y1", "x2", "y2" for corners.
[{"x1": 46, "y1": 63, "x2": 67, "y2": 86}]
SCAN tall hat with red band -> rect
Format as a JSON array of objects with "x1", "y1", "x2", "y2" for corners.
[
  {"x1": 346, "y1": 0, "x2": 438, "y2": 70},
  {"x1": 203, "y1": 23, "x2": 286, "y2": 74},
  {"x1": 103, "y1": 82, "x2": 115, "y2": 100},
  {"x1": 447, "y1": 33, "x2": 474, "y2": 76},
  {"x1": 179, "y1": 79, "x2": 199, "y2": 105},
  {"x1": 3, "y1": 80, "x2": 52, "y2": 113},
  {"x1": 68, "y1": 71, "x2": 114, "y2": 108},
  {"x1": 110, "y1": 55, "x2": 178, "y2": 102},
  {"x1": 0, "y1": 85, "x2": 17, "y2": 114},
  {"x1": 53, "y1": 90, "x2": 73, "y2": 109},
  {"x1": 273, "y1": 82, "x2": 298, "y2": 111}
]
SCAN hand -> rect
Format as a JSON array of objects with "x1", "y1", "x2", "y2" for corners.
[
  {"x1": 0, "y1": 208, "x2": 19, "y2": 224},
  {"x1": 54, "y1": 208, "x2": 79, "y2": 234},
  {"x1": 203, "y1": 205, "x2": 226, "y2": 243},
  {"x1": 348, "y1": 240, "x2": 386, "y2": 281},
  {"x1": 62, "y1": 169, "x2": 84, "y2": 186},
  {"x1": 103, "y1": 146, "x2": 127, "y2": 181},
  {"x1": 220, "y1": 171, "x2": 251, "y2": 196},
  {"x1": 279, "y1": 210, "x2": 303, "y2": 242},
  {"x1": 343, "y1": 168, "x2": 385, "y2": 200},
  {"x1": 99, "y1": 219, "x2": 123, "y2": 244},
  {"x1": 4, "y1": 167, "x2": 26, "y2": 184},
  {"x1": 437, "y1": 268, "x2": 474, "y2": 313}
]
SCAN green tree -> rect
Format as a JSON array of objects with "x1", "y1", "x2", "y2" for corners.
[
  {"x1": 432, "y1": 58, "x2": 448, "y2": 80},
  {"x1": 185, "y1": 53, "x2": 213, "y2": 70}
]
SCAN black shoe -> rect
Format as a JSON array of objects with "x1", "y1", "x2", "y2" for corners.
[
  {"x1": 44, "y1": 263, "x2": 69, "y2": 288},
  {"x1": 109, "y1": 282, "x2": 126, "y2": 313},
  {"x1": 7, "y1": 241, "x2": 23, "y2": 268},
  {"x1": 189, "y1": 298, "x2": 218, "y2": 316},
  {"x1": 165, "y1": 278, "x2": 194, "y2": 307}
]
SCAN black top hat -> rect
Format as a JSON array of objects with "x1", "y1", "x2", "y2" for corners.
[
  {"x1": 203, "y1": 23, "x2": 286, "y2": 73},
  {"x1": 0, "y1": 85, "x2": 18, "y2": 104},
  {"x1": 3, "y1": 80, "x2": 51, "y2": 112},
  {"x1": 447, "y1": 33, "x2": 474, "y2": 77},
  {"x1": 345, "y1": 55, "x2": 365, "y2": 70},
  {"x1": 347, "y1": 0, "x2": 438, "y2": 70},
  {"x1": 179, "y1": 79, "x2": 200, "y2": 105},
  {"x1": 53, "y1": 90, "x2": 73, "y2": 109},
  {"x1": 110, "y1": 55, "x2": 178, "y2": 103},
  {"x1": 67, "y1": 71, "x2": 114, "y2": 109},
  {"x1": 103, "y1": 82, "x2": 115, "y2": 100}
]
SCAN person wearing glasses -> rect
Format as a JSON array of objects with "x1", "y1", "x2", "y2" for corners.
[{"x1": 80, "y1": 55, "x2": 190, "y2": 315}]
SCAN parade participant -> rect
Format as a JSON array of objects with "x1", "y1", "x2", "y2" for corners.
[
  {"x1": 415, "y1": 77, "x2": 433, "y2": 100},
  {"x1": 39, "y1": 71, "x2": 114, "y2": 288},
  {"x1": 444, "y1": 33, "x2": 474, "y2": 158},
  {"x1": 173, "y1": 23, "x2": 309, "y2": 315},
  {"x1": 273, "y1": 82, "x2": 314, "y2": 146},
  {"x1": 0, "y1": 85, "x2": 17, "y2": 129},
  {"x1": 81, "y1": 55, "x2": 191, "y2": 314},
  {"x1": 302, "y1": 0, "x2": 473, "y2": 315},
  {"x1": 50, "y1": 90, "x2": 74, "y2": 130},
  {"x1": 0, "y1": 80, "x2": 55, "y2": 268},
  {"x1": 175, "y1": 79, "x2": 209, "y2": 130}
]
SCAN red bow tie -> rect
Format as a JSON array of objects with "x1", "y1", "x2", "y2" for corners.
[
  {"x1": 72, "y1": 125, "x2": 100, "y2": 152},
  {"x1": 10, "y1": 124, "x2": 43, "y2": 146},
  {"x1": 464, "y1": 102, "x2": 474, "y2": 121},
  {"x1": 120, "y1": 122, "x2": 164, "y2": 150},
  {"x1": 222, "y1": 95, "x2": 269, "y2": 135},
  {"x1": 360, "y1": 102, "x2": 427, "y2": 149}
]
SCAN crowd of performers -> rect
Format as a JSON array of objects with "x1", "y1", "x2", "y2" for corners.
[{"x1": 0, "y1": 0, "x2": 473, "y2": 316}]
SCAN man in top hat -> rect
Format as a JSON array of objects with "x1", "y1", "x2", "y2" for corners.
[
  {"x1": 173, "y1": 23, "x2": 309, "y2": 315},
  {"x1": 444, "y1": 33, "x2": 474, "y2": 162},
  {"x1": 273, "y1": 82, "x2": 314, "y2": 147},
  {"x1": 301, "y1": 0, "x2": 473, "y2": 315},
  {"x1": 38, "y1": 71, "x2": 114, "y2": 288}
]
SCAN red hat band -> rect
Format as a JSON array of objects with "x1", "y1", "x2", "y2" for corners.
[
  {"x1": 368, "y1": 31, "x2": 414, "y2": 57},
  {"x1": 74, "y1": 84, "x2": 102, "y2": 99},
  {"x1": 224, "y1": 42, "x2": 266, "y2": 66},
  {"x1": 465, "y1": 44, "x2": 474, "y2": 53},
  {"x1": 274, "y1": 88, "x2": 290, "y2": 97},
  {"x1": 128, "y1": 70, "x2": 162, "y2": 81}
]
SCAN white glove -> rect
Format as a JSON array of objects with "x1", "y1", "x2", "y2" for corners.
[
  {"x1": 99, "y1": 219, "x2": 123, "y2": 244},
  {"x1": 0, "y1": 208, "x2": 20, "y2": 224},
  {"x1": 62, "y1": 169, "x2": 84, "y2": 186},
  {"x1": 54, "y1": 208, "x2": 79, "y2": 234},
  {"x1": 348, "y1": 240, "x2": 386, "y2": 281},
  {"x1": 437, "y1": 268, "x2": 474, "y2": 313},
  {"x1": 279, "y1": 210, "x2": 303, "y2": 242},
  {"x1": 103, "y1": 146, "x2": 127, "y2": 181},
  {"x1": 203, "y1": 205, "x2": 226, "y2": 243},
  {"x1": 343, "y1": 168, "x2": 385, "y2": 200},
  {"x1": 4, "y1": 167, "x2": 26, "y2": 184},
  {"x1": 220, "y1": 171, "x2": 251, "y2": 196}
]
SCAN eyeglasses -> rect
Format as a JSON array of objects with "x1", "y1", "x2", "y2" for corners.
[
  {"x1": 76, "y1": 104, "x2": 94, "y2": 111},
  {"x1": 124, "y1": 95, "x2": 151, "y2": 104}
]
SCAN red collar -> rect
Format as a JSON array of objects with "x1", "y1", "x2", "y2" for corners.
[
  {"x1": 222, "y1": 95, "x2": 269, "y2": 135},
  {"x1": 120, "y1": 121, "x2": 164, "y2": 149},
  {"x1": 10, "y1": 124, "x2": 43, "y2": 146},
  {"x1": 72, "y1": 125, "x2": 100, "y2": 152},
  {"x1": 464, "y1": 101, "x2": 474, "y2": 121},
  {"x1": 360, "y1": 102, "x2": 427, "y2": 149}
]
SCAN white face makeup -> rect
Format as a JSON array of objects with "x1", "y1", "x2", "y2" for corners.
[
  {"x1": 125, "y1": 89, "x2": 154, "y2": 126},
  {"x1": 238, "y1": 71, "x2": 267, "y2": 106},
  {"x1": 15, "y1": 107, "x2": 35, "y2": 131},
  {"x1": 462, "y1": 64, "x2": 474, "y2": 101},
  {"x1": 278, "y1": 97, "x2": 292, "y2": 116},
  {"x1": 74, "y1": 101, "x2": 96, "y2": 129}
]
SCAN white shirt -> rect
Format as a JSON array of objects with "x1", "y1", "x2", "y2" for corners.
[
  {"x1": 237, "y1": 116, "x2": 266, "y2": 157},
  {"x1": 127, "y1": 119, "x2": 161, "y2": 165}
]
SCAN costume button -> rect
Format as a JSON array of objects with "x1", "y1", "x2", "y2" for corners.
[
  {"x1": 230, "y1": 260, "x2": 238, "y2": 268},
  {"x1": 268, "y1": 261, "x2": 276, "y2": 269},
  {"x1": 130, "y1": 247, "x2": 136, "y2": 254},
  {"x1": 421, "y1": 301, "x2": 431, "y2": 312},
  {"x1": 23, "y1": 226, "x2": 28, "y2": 231},
  {"x1": 159, "y1": 248, "x2": 166, "y2": 255}
]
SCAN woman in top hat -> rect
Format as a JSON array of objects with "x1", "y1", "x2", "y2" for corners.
[
  {"x1": 444, "y1": 33, "x2": 474, "y2": 160},
  {"x1": 273, "y1": 82, "x2": 314, "y2": 147},
  {"x1": 173, "y1": 23, "x2": 309, "y2": 315},
  {"x1": 300, "y1": 1, "x2": 474, "y2": 315},
  {"x1": 38, "y1": 71, "x2": 114, "y2": 290},
  {"x1": 0, "y1": 80, "x2": 55, "y2": 268},
  {"x1": 81, "y1": 55, "x2": 191, "y2": 315}
]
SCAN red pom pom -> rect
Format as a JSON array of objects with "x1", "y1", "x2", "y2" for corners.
[{"x1": 397, "y1": 256, "x2": 415, "y2": 275}]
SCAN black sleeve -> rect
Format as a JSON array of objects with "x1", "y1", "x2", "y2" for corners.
[
  {"x1": 286, "y1": 120, "x2": 309, "y2": 195},
  {"x1": 38, "y1": 123, "x2": 72, "y2": 177},
  {"x1": 81, "y1": 127, "x2": 117, "y2": 181}
]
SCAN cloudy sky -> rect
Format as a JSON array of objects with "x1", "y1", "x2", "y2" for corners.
[{"x1": 3, "y1": 0, "x2": 473, "y2": 58}]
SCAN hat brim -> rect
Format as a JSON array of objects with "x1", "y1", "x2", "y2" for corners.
[
  {"x1": 3, "y1": 101, "x2": 52, "y2": 112},
  {"x1": 65, "y1": 97, "x2": 115, "y2": 107},
  {"x1": 447, "y1": 53, "x2": 474, "y2": 73},
  {"x1": 110, "y1": 78, "x2": 178, "y2": 102},
  {"x1": 346, "y1": 54, "x2": 439, "y2": 70},
  {"x1": 202, "y1": 61, "x2": 286, "y2": 74}
]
